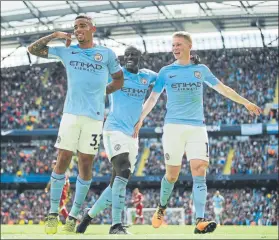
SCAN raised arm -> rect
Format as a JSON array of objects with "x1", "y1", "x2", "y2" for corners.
[
  {"x1": 133, "y1": 92, "x2": 161, "y2": 138},
  {"x1": 212, "y1": 82, "x2": 262, "y2": 116},
  {"x1": 106, "y1": 70, "x2": 124, "y2": 94},
  {"x1": 27, "y1": 32, "x2": 72, "y2": 58}
]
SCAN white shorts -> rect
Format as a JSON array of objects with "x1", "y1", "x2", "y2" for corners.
[
  {"x1": 55, "y1": 113, "x2": 103, "y2": 155},
  {"x1": 214, "y1": 208, "x2": 223, "y2": 215},
  {"x1": 103, "y1": 131, "x2": 138, "y2": 173},
  {"x1": 162, "y1": 124, "x2": 209, "y2": 166}
]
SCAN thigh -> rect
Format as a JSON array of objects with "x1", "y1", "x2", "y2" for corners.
[
  {"x1": 214, "y1": 208, "x2": 221, "y2": 215},
  {"x1": 55, "y1": 113, "x2": 80, "y2": 152},
  {"x1": 185, "y1": 126, "x2": 209, "y2": 162},
  {"x1": 78, "y1": 117, "x2": 103, "y2": 155},
  {"x1": 162, "y1": 124, "x2": 186, "y2": 166},
  {"x1": 128, "y1": 136, "x2": 139, "y2": 173},
  {"x1": 103, "y1": 131, "x2": 130, "y2": 161}
]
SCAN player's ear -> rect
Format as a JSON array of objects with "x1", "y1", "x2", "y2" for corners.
[{"x1": 91, "y1": 26, "x2": 96, "y2": 33}]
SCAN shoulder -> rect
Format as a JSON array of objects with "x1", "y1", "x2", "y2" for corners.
[
  {"x1": 158, "y1": 65, "x2": 172, "y2": 74},
  {"x1": 163, "y1": 63, "x2": 176, "y2": 70},
  {"x1": 139, "y1": 68, "x2": 158, "y2": 77},
  {"x1": 95, "y1": 45, "x2": 116, "y2": 54},
  {"x1": 139, "y1": 68, "x2": 156, "y2": 75},
  {"x1": 196, "y1": 64, "x2": 210, "y2": 71}
]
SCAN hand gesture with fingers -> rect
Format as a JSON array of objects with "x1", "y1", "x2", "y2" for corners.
[
  {"x1": 244, "y1": 102, "x2": 262, "y2": 116},
  {"x1": 133, "y1": 121, "x2": 143, "y2": 138},
  {"x1": 53, "y1": 32, "x2": 72, "y2": 47}
]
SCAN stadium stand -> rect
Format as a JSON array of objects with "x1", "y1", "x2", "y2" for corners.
[
  {"x1": 1, "y1": 48, "x2": 278, "y2": 130},
  {"x1": 1, "y1": 135, "x2": 278, "y2": 176},
  {"x1": 1, "y1": 188, "x2": 277, "y2": 226},
  {"x1": 1, "y1": 47, "x2": 278, "y2": 226}
]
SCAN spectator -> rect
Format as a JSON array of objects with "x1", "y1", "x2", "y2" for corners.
[{"x1": 1, "y1": 188, "x2": 277, "y2": 226}]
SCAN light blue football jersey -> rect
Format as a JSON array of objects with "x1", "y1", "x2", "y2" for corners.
[
  {"x1": 104, "y1": 67, "x2": 157, "y2": 136},
  {"x1": 212, "y1": 195, "x2": 225, "y2": 208},
  {"x1": 153, "y1": 62, "x2": 220, "y2": 126},
  {"x1": 48, "y1": 44, "x2": 121, "y2": 121}
]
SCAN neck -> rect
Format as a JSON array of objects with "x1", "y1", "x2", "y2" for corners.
[
  {"x1": 126, "y1": 67, "x2": 139, "y2": 74},
  {"x1": 177, "y1": 53, "x2": 191, "y2": 65},
  {"x1": 79, "y1": 39, "x2": 94, "y2": 49}
]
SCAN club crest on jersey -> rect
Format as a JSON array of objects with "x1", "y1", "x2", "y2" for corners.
[
  {"x1": 165, "y1": 153, "x2": 170, "y2": 160},
  {"x1": 141, "y1": 78, "x2": 148, "y2": 85},
  {"x1": 194, "y1": 71, "x2": 202, "y2": 79},
  {"x1": 114, "y1": 144, "x2": 121, "y2": 151},
  {"x1": 94, "y1": 53, "x2": 103, "y2": 61}
]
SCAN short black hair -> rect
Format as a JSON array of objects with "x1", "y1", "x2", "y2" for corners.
[
  {"x1": 75, "y1": 15, "x2": 95, "y2": 26},
  {"x1": 125, "y1": 46, "x2": 142, "y2": 56}
]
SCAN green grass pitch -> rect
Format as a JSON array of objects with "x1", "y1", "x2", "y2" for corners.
[{"x1": 1, "y1": 225, "x2": 278, "y2": 239}]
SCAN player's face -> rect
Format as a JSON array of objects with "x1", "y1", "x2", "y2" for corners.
[
  {"x1": 172, "y1": 37, "x2": 192, "y2": 60},
  {"x1": 74, "y1": 19, "x2": 96, "y2": 44},
  {"x1": 124, "y1": 47, "x2": 140, "y2": 71}
]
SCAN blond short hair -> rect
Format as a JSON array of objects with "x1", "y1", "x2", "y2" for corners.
[{"x1": 172, "y1": 31, "x2": 192, "y2": 44}]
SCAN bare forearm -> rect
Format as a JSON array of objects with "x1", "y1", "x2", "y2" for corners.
[
  {"x1": 139, "y1": 95, "x2": 158, "y2": 122},
  {"x1": 45, "y1": 182, "x2": 51, "y2": 192},
  {"x1": 28, "y1": 33, "x2": 56, "y2": 58},
  {"x1": 222, "y1": 86, "x2": 250, "y2": 105},
  {"x1": 106, "y1": 71, "x2": 124, "y2": 94},
  {"x1": 106, "y1": 82, "x2": 122, "y2": 94}
]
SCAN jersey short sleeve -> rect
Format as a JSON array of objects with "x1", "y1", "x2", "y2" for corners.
[
  {"x1": 152, "y1": 67, "x2": 166, "y2": 93},
  {"x1": 107, "y1": 49, "x2": 121, "y2": 75},
  {"x1": 202, "y1": 64, "x2": 221, "y2": 87},
  {"x1": 149, "y1": 70, "x2": 158, "y2": 84},
  {"x1": 48, "y1": 46, "x2": 66, "y2": 61}
]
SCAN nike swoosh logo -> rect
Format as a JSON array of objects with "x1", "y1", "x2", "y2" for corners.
[
  {"x1": 72, "y1": 51, "x2": 80, "y2": 54},
  {"x1": 169, "y1": 75, "x2": 176, "y2": 78},
  {"x1": 1, "y1": 130, "x2": 13, "y2": 136}
]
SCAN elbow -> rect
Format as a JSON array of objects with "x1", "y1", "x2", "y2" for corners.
[
  {"x1": 224, "y1": 86, "x2": 233, "y2": 96},
  {"x1": 27, "y1": 46, "x2": 32, "y2": 54},
  {"x1": 218, "y1": 85, "x2": 230, "y2": 96}
]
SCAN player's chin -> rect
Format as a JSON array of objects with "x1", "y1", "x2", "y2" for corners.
[
  {"x1": 173, "y1": 53, "x2": 179, "y2": 59},
  {"x1": 126, "y1": 62, "x2": 135, "y2": 68}
]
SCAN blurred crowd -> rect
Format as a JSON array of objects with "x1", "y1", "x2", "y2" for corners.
[
  {"x1": 1, "y1": 48, "x2": 278, "y2": 130},
  {"x1": 143, "y1": 136, "x2": 278, "y2": 176},
  {"x1": 1, "y1": 136, "x2": 277, "y2": 177},
  {"x1": 0, "y1": 141, "x2": 112, "y2": 177},
  {"x1": 1, "y1": 187, "x2": 277, "y2": 226}
]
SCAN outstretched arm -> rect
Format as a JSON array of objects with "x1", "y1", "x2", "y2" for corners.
[
  {"x1": 133, "y1": 92, "x2": 161, "y2": 138},
  {"x1": 27, "y1": 32, "x2": 72, "y2": 58},
  {"x1": 212, "y1": 82, "x2": 262, "y2": 116}
]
